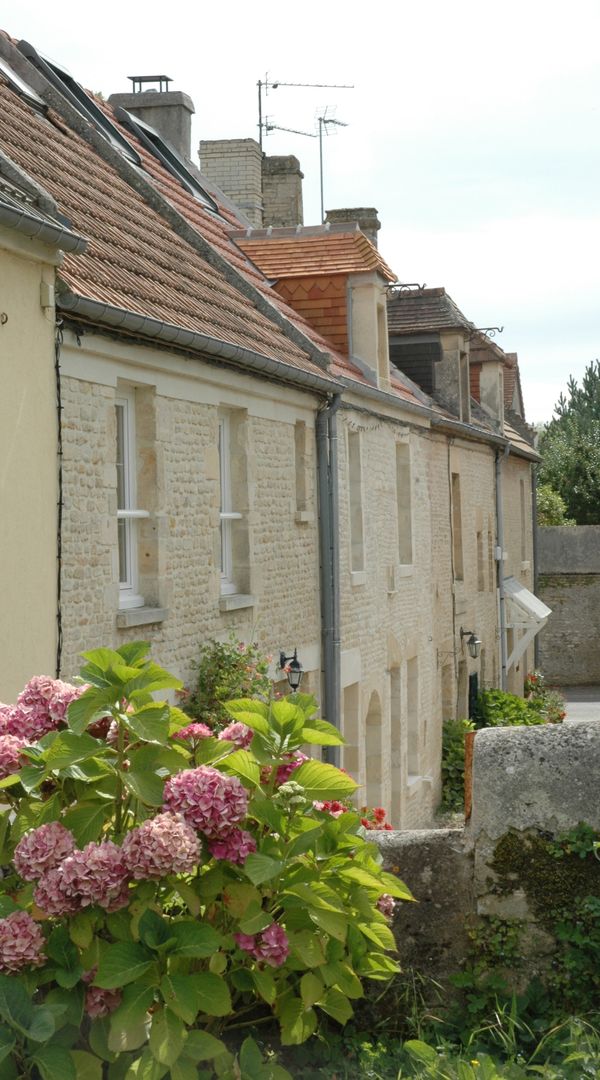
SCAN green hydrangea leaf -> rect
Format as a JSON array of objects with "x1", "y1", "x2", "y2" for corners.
[
  {"x1": 148, "y1": 1007, "x2": 186, "y2": 1066},
  {"x1": 189, "y1": 973, "x2": 232, "y2": 1017},
  {"x1": 94, "y1": 943, "x2": 155, "y2": 989},
  {"x1": 183, "y1": 1030, "x2": 228, "y2": 1062},
  {"x1": 316, "y1": 987, "x2": 353, "y2": 1025},
  {"x1": 69, "y1": 1051, "x2": 103, "y2": 1080},
  {"x1": 292, "y1": 761, "x2": 357, "y2": 800},
  {"x1": 31, "y1": 1045, "x2": 76, "y2": 1080}
]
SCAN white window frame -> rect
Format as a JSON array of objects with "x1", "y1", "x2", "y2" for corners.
[
  {"x1": 115, "y1": 390, "x2": 147, "y2": 610},
  {"x1": 219, "y1": 415, "x2": 242, "y2": 595}
]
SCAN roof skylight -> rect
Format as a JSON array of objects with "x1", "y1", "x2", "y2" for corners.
[
  {"x1": 0, "y1": 56, "x2": 46, "y2": 112},
  {"x1": 18, "y1": 41, "x2": 141, "y2": 166},
  {"x1": 113, "y1": 107, "x2": 218, "y2": 212}
]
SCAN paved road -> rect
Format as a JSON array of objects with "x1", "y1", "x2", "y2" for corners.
[{"x1": 561, "y1": 685, "x2": 600, "y2": 722}]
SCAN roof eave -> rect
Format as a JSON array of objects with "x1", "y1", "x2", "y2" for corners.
[{"x1": 57, "y1": 287, "x2": 339, "y2": 396}]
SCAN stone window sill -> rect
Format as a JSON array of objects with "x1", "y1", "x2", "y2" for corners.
[
  {"x1": 351, "y1": 571, "x2": 367, "y2": 587},
  {"x1": 116, "y1": 606, "x2": 168, "y2": 628},
  {"x1": 219, "y1": 593, "x2": 255, "y2": 612},
  {"x1": 295, "y1": 510, "x2": 314, "y2": 524},
  {"x1": 397, "y1": 564, "x2": 413, "y2": 578}
]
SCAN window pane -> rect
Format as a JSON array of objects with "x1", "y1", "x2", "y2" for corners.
[{"x1": 115, "y1": 404, "x2": 126, "y2": 510}]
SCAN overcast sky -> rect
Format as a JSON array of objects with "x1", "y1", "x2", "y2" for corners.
[{"x1": 7, "y1": 0, "x2": 600, "y2": 422}]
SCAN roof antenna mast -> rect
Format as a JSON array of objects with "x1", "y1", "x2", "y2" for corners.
[
  {"x1": 318, "y1": 108, "x2": 348, "y2": 224},
  {"x1": 257, "y1": 75, "x2": 353, "y2": 151}
]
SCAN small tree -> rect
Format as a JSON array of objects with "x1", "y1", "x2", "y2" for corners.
[
  {"x1": 538, "y1": 360, "x2": 600, "y2": 524},
  {"x1": 536, "y1": 483, "x2": 575, "y2": 527}
]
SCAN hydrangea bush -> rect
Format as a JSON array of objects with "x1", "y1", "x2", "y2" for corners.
[{"x1": 0, "y1": 643, "x2": 410, "y2": 1080}]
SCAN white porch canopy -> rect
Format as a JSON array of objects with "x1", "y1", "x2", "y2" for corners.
[{"x1": 504, "y1": 576, "x2": 552, "y2": 671}]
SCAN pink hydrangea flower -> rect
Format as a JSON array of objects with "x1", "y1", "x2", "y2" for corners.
[
  {"x1": 0, "y1": 706, "x2": 9, "y2": 734},
  {"x1": 34, "y1": 868, "x2": 80, "y2": 916},
  {"x1": 85, "y1": 986, "x2": 122, "y2": 1019},
  {"x1": 14, "y1": 822, "x2": 76, "y2": 881},
  {"x1": 255, "y1": 924, "x2": 289, "y2": 968},
  {"x1": 59, "y1": 841, "x2": 130, "y2": 911},
  {"x1": 163, "y1": 765, "x2": 248, "y2": 837},
  {"x1": 234, "y1": 932, "x2": 257, "y2": 953},
  {"x1": 5, "y1": 677, "x2": 83, "y2": 742},
  {"x1": 174, "y1": 722, "x2": 213, "y2": 742},
  {"x1": 208, "y1": 827, "x2": 256, "y2": 864},
  {"x1": 121, "y1": 813, "x2": 200, "y2": 879},
  {"x1": 376, "y1": 894, "x2": 395, "y2": 919},
  {"x1": 35, "y1": 842, "x2": 130, "y2": 915},
  {"x1": 0, "y1": 911, "x2": 45, "y2": 972},
  {"x1": 218, "y1": 722, "x2": 253, "y2": 749},
  {"x1": 0, "y1": 734, "x2": 26, "y2": 779},
  {"x1": 275, "y1": 751, "x2": 308, "y2": 786}
]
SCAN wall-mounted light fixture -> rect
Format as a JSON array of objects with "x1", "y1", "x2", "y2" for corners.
[
  {"x1": 460, "y1": 627, "x2": 482, "y2": 660},
  {"x1": 279, "y1": 648, "x2": 304, "y2": 691}
]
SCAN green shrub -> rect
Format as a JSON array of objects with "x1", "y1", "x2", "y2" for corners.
[
  {"x1": 441, "y1": 718, "x2": 475, "y2": 811},
  {"x1": 472, "y1": 689, "x2": 548, "y2": 729},
  {"x1": 0, "y1": 643, "x2": 412, "y2": 1078},
  {"x1": 182, "y1": 633, "x2": 272, "y2": 727}
]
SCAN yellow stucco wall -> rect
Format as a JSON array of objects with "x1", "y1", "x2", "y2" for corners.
[{"x1": 0, "y1": 233, "x2": 57, "y2": 699}]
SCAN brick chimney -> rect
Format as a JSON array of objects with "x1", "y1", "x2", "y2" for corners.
[
  {"x1": 325, "y1": 207, "x2": 381, "y2": 248},
  {"x1": 109, "y1": 77, "x2": 194, "y2": 161},
  {"x1": 199, "y1": 139, "x2": 263, "y2": 227},
  {"x1": 262, "y1": 155, "x2": 304, "y2": 227}
]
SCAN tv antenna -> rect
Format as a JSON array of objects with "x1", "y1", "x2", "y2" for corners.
[
  {"x1": 318, "y1": 109, "x2": 348, "y2": 224},
  {"x1": 257, "y1": 74, "x2": 353, "y2": 150}
]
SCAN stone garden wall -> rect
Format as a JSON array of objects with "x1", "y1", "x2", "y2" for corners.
[
  {"x1": 537, "y1": 525, "x2": 600, "y2": 685},
  {"x1": 377, "y1": 720, "x2": 600, "y2": 986}
]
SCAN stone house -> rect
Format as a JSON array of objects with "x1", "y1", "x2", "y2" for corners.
[{"x1": 0, "y1": 35, "x2": 544, "y2": 826}]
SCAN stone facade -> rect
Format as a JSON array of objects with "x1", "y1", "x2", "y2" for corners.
[
  {"x1": 537, "y1": 525, "x2": 600, "y2": 684},
  {"x1": 58, "y1": 333, "x2": 322, "y2": 697}
]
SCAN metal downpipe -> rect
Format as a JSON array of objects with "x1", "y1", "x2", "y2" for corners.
[
  {"x1": 532, "y1": 464, "x2": 540, "y2": 669},
  {"x1": 316, "y1": 394, "x2": 342, "y2": 764},
  {"x1": 495, "y1": 447, "x2": 509, "y2": 690}
]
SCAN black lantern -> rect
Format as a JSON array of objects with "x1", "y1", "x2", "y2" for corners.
[
  {"x1": 460, "y1": 627, "x2": 482, "y2": 660},
  {"x1": 279, "y1": 648, "x2": 304, "y2": 691}
]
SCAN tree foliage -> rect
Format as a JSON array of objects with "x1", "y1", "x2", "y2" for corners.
[
  {"x1": 536, "y1": 483, "x2": 575, "y2": 527},
  {"x1": 538, "y1": 360, "x2": 600, "y2": 524}
]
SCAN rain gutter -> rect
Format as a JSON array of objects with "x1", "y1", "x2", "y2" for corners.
[
  {"x1": 57, "y1": 289, "x2": 340, "y2": 395},
  {"x1": 0, "y1": 200, "x2": 86, "y2": 253}
]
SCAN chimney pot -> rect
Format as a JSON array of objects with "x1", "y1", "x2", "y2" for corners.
[
  {"x1": 325, "y1": 207, "x2": 381, "y2": 247},
  {"x1": 108, "y1": 85, "x2": 194, "y2": 161}
]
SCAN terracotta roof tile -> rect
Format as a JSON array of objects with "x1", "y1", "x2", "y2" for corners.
[
  {"x1": 0, "y1": 73, "x2": 332, "y2": 381},
  {"x1": 233, "y1": 229, "x2": 396, "y2": 282},
  {"x1": 0, "y1": 49, "x2": 427, "y2": 412},
  {"x1": 387, "y1": 287, "x2": 473, "y2": 335}
]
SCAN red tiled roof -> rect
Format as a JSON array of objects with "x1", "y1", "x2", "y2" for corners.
[
  {"x1": 233, "y1": 229, "x2": 396, "y2": 282},
  {"x1": 388, "y1": 287, "x2": 473, "y2": 335},
  {"x1": 0, "y1": 44, "x2": 428, "y2": 413},
  {"x1": 0, "y1": 73, "x2": 334, "y2": 382}
]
